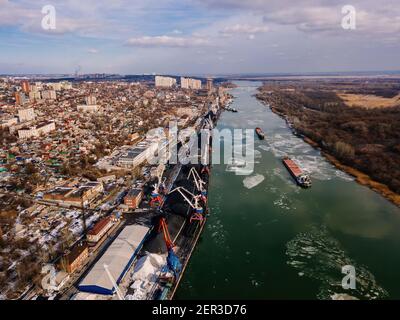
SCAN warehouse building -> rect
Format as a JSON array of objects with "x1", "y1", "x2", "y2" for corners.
[{"x1": 78, "y1": 224, "x2": 151, "y2": 295}]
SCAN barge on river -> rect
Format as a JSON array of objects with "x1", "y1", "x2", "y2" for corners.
[{"x1": 282, "y1": 156, "x2": 312, "y2": 188}]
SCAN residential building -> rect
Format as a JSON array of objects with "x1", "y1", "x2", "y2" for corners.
[
  {"x1": 21, "y1": 80, "x2": 30, "y2": 93},
  {"x1": 85, "y1": 95, "x2": 97, "y2": 105},
  {"x1": 18, "y1": 108, "x2": 35, "y2": 122},
  {"x1": 206, "y1": 78, "x2": 213, "y2": 92},
  {"x1": 49, "y1": 82, "x2": 62, "y2": 91},
  {"x1": 41, "y1": 90, "x2": 57, "y2": 100},
  {"x1": 29, "y1": 91, "x2": 41, "y2": 101},
  {"x1": 15, "y1": 92, "x2": 28, "y2": 105},
  {"x1": 155, "y1": 76, "x2": 176, "y2": 88},
  {"x1": 181, "y1": 77, "x2": 202, "y2": 90},
  {"x1": 1, "y1": 117, "x2": 18, "y2": 129},
  {"x1": 77, "y1": 104, "x2": 99, "y2": 112},
  {"x1": 18, "y1": 122, "x2": 56, "y2": 139}
]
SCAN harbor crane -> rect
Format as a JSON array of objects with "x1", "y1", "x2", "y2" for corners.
[
  {"x1": 168, "y1": 186, "x2": 206, "y2": 223},
  {"x1": 150, "y1": 176, "x2": 167, "y2": 207},
  {"x1": 158, "y1": 217, "x2": 182, "y2": 278},
  {"x1": 187, "y1": 167, "x2": 207, "y2": 197}
]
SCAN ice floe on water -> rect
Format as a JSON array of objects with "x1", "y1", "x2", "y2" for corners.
[
  {"x1": 273, "y1": 192, "x2": 296, "y2": 211},
  {"x1": 258, "y1": 145, "x2": 271, "y2": 152},
  {"x1": 334, "y1": 169, "x2": 354, "y2": 182},
  {"x1": 286, "y1": 225, "x2": 388, "y2": 300},
  {"x1": 208, "y1": 218, "x2": 230, "y2": 250},
  {"x1": 247, "y1": 119, "x2": 264, "y2": 126},
  {"x1": 226, "y1": 159, "x2": 254, "y2": 176},
  {"x1": 290, "y1": 154, "x2": 333, "y2": 181},
  {"x1": 263, "y1": 132, "x2": 353, "y2": 182},
  {"x1": 243, "y1": 174, "x2": 265, "y2": 189},
  {"x1": 254, "y1": 150, "x2": 262, "y2": 159}
]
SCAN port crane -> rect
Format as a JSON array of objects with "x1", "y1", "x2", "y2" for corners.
[
  {"x1": 187, "y1": 167, "x2": 207, "y2": 197},
  {"x1": 168, "y1": 186, "x2": 205, "y2": 223},
  {"x1": 150, "y1": 177, "x2": 167, "y2": 207},
  {"x1": 158, "y1": 217, "x2": 182, "y2": 278}
]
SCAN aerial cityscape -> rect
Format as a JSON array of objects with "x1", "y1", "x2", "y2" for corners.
[{"x1": 1, "y1": 0, "x2": 400, "y2": 306}]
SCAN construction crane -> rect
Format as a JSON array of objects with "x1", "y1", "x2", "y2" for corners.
[
  {"x1": 158, "y1": 217, "x2": 182, "y2": 278},
  {"x1": 168, "y1": 187, "x2": 205, "y2": 223}
]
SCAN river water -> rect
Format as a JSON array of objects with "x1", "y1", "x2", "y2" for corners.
[{"x1": 176, "y1": 81, "x2": 400, "y2": 300}]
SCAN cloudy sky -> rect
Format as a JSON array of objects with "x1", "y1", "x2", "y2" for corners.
[{"x1": 1, "y1": 0, "x2": 400, "y2": 75}]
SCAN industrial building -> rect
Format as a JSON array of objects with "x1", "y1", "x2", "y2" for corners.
[
  {"x1": 60, "y1": 242, "x2": 89, "y2": 274},
  {"x1": 78, "y1": 224, "x2": 151, "y2": 295},
  {"x1": 87, "y1": 217, "x2": 113, "y2": 243},
  {"x1": 43, "y1": 181, "x2": 104, "y2": 208},
  {"x1": 116, "y1": 142, "x2": 158, "y2": 169},
  {"x1": 124, "y1": 188, "x2": 144, "y2": 209}
]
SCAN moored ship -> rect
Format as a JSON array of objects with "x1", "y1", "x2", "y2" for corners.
[{"x1": 255, "y1": 127, "x2": 265, "y2": 140}]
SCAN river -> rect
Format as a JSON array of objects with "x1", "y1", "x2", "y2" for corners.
[{"x1": 176, "y1": 81, "x2": 400, "y2": 300}]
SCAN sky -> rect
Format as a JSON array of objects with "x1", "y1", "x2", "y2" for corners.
[{"x1": 0, "y1": 0, "x2": 400, "y2": 75}]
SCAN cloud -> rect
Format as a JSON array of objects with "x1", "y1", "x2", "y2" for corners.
[
  {"x1": 220, "y1": 24, "x2": 269, "y2": 35},
  {"x1": 126, "y1": 35, "x2": 210, "y2": 47},
  {"x1": 198, "y1": 0, "x2": 400, "y2": 41},
  {"x1": 87, "y1": 48, "x2": 99, "y2": 54}
]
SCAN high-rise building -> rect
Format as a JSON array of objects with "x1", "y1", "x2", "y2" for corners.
[
  {"x1": 15, "y1": 92, "x2": 21, "y2": 105},
  {"x1": 21, "y1": 81, "x2": 30, "y2": 93},
  {"x1": 78, "y1": 95, "x2": 99, "y2": 112},
  {"x1": 41, "y1": 90, "x2": 57, "y2": 100},
  {"x1": 49, "y1": 82, "x2": 62, "y2": 91},
  {"x1": 181, "y1": 77, "x2": 202, "y2": 90},
  {"x1": 181, "y1": 77, "x2": 189, "y2": 89},
  {"x1": 85, "y1": 95, "x2": 97, "y2": 105},
  {"x1": 155, "y1": 76, "x2": 177, "y2": 88},
  {"x1": 60, "y1": 81, "x2": 72, "y2": 90},
  {"x1": 29, "y1": 91, "x2": 41, "y2": 102},
  {"x1": 15, "y1": 92, "x2": 28, "y2": 105},
  {"x1": 206, "y1": 78, "x2": 213, "y2": 92}
]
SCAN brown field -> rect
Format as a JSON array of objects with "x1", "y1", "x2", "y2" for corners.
[{"x1": 338, "y1": 93, "x2": 400, "y2": 108}]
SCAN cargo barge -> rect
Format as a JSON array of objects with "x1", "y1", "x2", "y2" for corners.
[{"x1": 282, "y1": 156, "x2": 311, "y2": 188}]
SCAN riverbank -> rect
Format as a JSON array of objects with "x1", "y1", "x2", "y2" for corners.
[
  {"x1": 323, "y1": 152, "x2": 400, "y2": 207},
  {"x1": 260, "y1": 97, "x2": 400, "y2": 208}
]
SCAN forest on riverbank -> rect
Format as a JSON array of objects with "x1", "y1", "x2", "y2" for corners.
[{"x1": 256, "y1": 81, "x2": 400, "y2": 199}]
